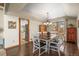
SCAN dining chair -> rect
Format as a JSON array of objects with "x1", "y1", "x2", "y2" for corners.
[
  {"x1": 32, "y1": 35, "x2": 47, "y2": 56},
  {"x1": 49, "y1": 35, "x2": 64, "y2": 56},
  {"x1": 0, "y1": 38, "x2": 4, "y2": 48},
  {"x1": 0, "y1": 38, "x2": 6, "y2": 56}
]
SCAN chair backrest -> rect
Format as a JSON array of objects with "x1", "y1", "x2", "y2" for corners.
[
  {"x1": 56, "y1": 35, "x2": 64, "y2": 45},
  {"x1": 0, "y1": 38, "x2": 4, "y2": 45},
  {"x1": 50, "y1": 34, "x2": 63, "y2": 45},
  {"x1": 32, "y1": 35, "x2": 40, "y2": 47},
  {"x1": 0, "y1": 38, "x2": 4, "y2": 48},
  {"x1": 50, "y1": 33, "x2": 57, "y2": 39}
]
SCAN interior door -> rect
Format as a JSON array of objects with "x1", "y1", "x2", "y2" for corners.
[{"x1": 67, "y1": 28, "x2": 77, "y2": 43}]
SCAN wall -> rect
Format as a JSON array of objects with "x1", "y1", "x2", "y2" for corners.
[
  {"x1": 3, "y1": 15, "x2": 41, "y2": 48},
  {"x1": 0, "y1": 10, "x2": 4, "y2": 38},
  {"x1": 30, "y1": 18, "x2": 42, "y2": 41},
  {"x1": 77, "y1": 15, "x2": 79, "y2": 49},
  {"x1": 4, "y1": 15, "x2": 19, "y2": 48},
  {"x1": 66, "y1": 18, "x2": 77, "y2": 28},
  {"x1": 48, "y1": 18, "x2": 66, "y2": 41},
  {"x1": 0, "y1": 10, "x2": 4, "y2": 29}
]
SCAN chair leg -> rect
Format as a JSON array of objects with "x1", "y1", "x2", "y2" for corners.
[
  {"x1": 48, "y1": 42, "x2": 50, "y2": 54},
  {"x1": 39, "y1": 48, "x2": 40, "y2": 56},
  {"x1": 33, "y1": 47, "x2": 35, "y2": 53},
  {"x1": 58, "y1": 49, "x2": 60, "y2": 56}
]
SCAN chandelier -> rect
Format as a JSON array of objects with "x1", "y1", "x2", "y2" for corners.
[{"x1": 43, "y1": 12, "x2": 52, "y2": 25}]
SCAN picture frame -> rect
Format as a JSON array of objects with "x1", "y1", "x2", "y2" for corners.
[
  {"x1": 58, "y1": 21, "x2": 65, "y2": 34},
  {"x1": 8, "y1": 21, "x2": 16, "y2": 29},
  {"x1": 51, "y1": 22, "x2": 58, "y2": 31}
]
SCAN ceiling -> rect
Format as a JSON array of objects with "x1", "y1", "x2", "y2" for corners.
[{"x1": 5, "y1": 3, "x2": 79, "y2": 21}]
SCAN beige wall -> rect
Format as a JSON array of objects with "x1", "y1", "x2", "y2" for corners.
[
  {"x1": 0, "y1": 10, "x2": 4, "y2": 38},
  {"x1": 3, "y1": 14, "x2": 42, "y2": 48},
  {"x1": 77, "y1": 15, "x2": 79, "y2": 49},
  {"x1": 30, "y1": 18, "x2": 42, "y2": 41},
  {"x1": 66, "y1": 19, "x2": 77, "y2": 28},
  {"x1": 0, "y1": 10, "x2": 4, "y2": 28},
  {"x1": 4, "y1": 15, "x2": 19, "y2": 48}
]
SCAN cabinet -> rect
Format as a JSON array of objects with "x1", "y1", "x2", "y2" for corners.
[
  {"x1": 39, "y1": 25, "x2": 47, "y2": 32},
  {"x1": 39, "y1": 25, "x2": 47, "y2": 39},
  {"x1": 67, "y1": 28, "x2": 77, "y2": 43}
]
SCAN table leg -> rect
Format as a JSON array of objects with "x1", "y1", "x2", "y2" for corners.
[
  {"x1": 46, "y1": 40, "x2": 50, "y2": 54},
  {"x1": 46, "y1": 40, "x2": 48, "y2": 52}
]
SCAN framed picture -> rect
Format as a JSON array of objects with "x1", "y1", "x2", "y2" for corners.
[
  {"x1": 8, "y1": 21, "x2": 16, "y2": 29},
  {"x1": 51, "y1": 22, "x2": 58, "y2": 31},
  {"x1": 58, "y1": 21, "x2": 65, "y2": 34}
]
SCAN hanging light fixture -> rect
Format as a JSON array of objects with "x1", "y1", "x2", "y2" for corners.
[{"x1": 43, "y1": 12, "x2": 52, "y2": 25}]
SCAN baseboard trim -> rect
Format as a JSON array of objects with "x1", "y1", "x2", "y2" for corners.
[
  {"x1": 5, "y1": 45, "x2": 19, "y2": 50},
  {"x1": 5, "y1": 41, "x2": 32, "y2": 50}
]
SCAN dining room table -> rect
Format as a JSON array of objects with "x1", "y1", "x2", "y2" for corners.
[{"x1": 40, "y1": 33, "x2": 57, "y2": 54}]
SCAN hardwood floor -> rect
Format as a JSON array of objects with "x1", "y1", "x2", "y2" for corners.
[
  {"x1": 64, "y1": 42, "x2": 79, "y2": 56},
  {"x1": 6, "y1": 42, "x2": 79, "y2": 56}
]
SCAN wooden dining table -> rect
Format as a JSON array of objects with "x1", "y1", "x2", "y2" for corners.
[
  {"x1": 41, "y1": 39, "x2": 51, "y2": 54},
  {"x1": 40, "y1": 34, "x2": 57, "y2": 54}
]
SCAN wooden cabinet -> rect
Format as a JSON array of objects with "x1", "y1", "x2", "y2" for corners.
[
  {"x1": 39, "y1": 25, "x2": 47, "y2": 32},
  {"x1": 67, "y1": 28, "x2": 77, "y2": 43},
  {"x1": 39, "y1": 25, "x2": 47, "y2": 39}
]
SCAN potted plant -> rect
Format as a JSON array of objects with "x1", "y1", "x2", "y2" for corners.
[{"x1": 69, "y1": 24, "x2": 74, "y2": 27}]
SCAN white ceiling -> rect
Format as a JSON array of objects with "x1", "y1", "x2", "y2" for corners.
[{"x1": 6, "y1": 3, "x2": 79, "y2": 21}]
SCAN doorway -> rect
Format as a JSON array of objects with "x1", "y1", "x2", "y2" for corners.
[{"x1": 20, "y1": 18, "x2": 28, "y2": 45}]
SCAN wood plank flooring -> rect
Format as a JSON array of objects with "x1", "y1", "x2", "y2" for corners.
[{"x1": 5, "y1": 42, "x2": 79, "y2": 56}]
